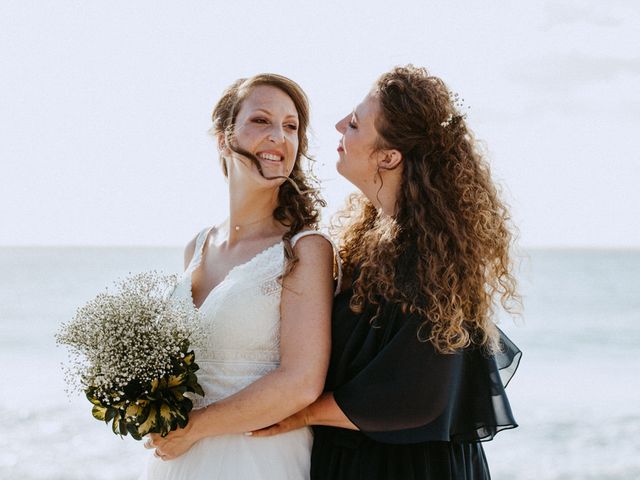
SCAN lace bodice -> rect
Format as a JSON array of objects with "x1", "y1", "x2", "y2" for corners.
[{"x1": 171, "y1": 228, "x2": 340, "y2": 409}]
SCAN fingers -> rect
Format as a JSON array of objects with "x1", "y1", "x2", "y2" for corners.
[
  {"x1": 148, "y1": 440, "x2": 169, "y2": 461},
  {"x1": 153, "y1": 449, "x2": 169, "y2": 461},
  {"x1": 249, "y1": 425, "x2": 279, "y2": 437},
  {"x1": 144, "y1": 437, "x2": 163, "y2": 449},
  {"x1": 144, "y1": 437, "x2": 170, "y2": 461}
]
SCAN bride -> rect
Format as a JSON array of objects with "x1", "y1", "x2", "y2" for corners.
[{"x1": 140, "y1": 73, "x2": 338, "y2": 479}]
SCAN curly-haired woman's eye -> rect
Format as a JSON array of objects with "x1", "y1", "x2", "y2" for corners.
[{"x1": 348, "y1": 122, "x2": 358, "y2": 130}]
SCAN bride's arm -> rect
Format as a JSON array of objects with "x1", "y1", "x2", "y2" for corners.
[
  {"x1": 192, "y1": 234, "x2": 333, "y2": 432},
  {"x1": 148, "y1": 235, "x2": 333, "y2": 459}
]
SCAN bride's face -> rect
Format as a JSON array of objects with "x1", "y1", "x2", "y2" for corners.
[{"x1": 225, "y1": 85, "x2": 299, "y2": 185}]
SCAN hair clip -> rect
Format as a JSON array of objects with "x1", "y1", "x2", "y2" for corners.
[{"x1": 441, "y1": 92, "x2": 470, "y2": 128}]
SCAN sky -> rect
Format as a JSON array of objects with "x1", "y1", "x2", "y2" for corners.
[{"x1": 1, "y1": 0, "x2": 638, "y2": 247}]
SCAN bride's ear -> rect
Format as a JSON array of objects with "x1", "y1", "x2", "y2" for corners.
[{"x1": 377, "y1": 149, "x2": 402, "y2": 170}]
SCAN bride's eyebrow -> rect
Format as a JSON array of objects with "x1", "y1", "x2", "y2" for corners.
[{"x1": 252, "y1": 108, "x2": 298, "y2": 120}]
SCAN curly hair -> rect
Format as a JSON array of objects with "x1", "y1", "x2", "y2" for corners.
[
  {"x1": 211, "y1": 74, "x2": 326, "y2": 277},
  {"x1": 335, "y1": 65, "x2": 520, "y2": 354}
]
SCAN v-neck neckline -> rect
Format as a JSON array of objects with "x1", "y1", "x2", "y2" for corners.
[{"x1": 189, "y1": 240, "x2": 284, "y2": 310}]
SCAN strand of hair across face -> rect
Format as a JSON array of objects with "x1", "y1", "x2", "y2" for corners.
[{"x1": 224, "y1": 140, "x2": 314, "y2": 197}]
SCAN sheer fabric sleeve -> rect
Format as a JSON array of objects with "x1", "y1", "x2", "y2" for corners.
[{"x1": 332, "y1": 302, "x2": 521, "y2": 444}]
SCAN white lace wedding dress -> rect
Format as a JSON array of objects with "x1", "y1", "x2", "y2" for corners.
[{"x1": 139, "y1": 227, "x2": 340, "y2": 480}]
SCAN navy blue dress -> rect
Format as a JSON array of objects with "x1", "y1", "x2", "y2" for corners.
[{"x1": 310, "y1": 287, "x2": 521, "y2": 479}]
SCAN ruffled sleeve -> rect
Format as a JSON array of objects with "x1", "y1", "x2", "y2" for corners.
[{"x1": 331, "y1": 299, "x2": 521, "y2": 444}]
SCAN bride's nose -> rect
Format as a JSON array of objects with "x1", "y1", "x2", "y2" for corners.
[{"x1": 267, "y1": 124, "x2": 286, "y2": 143}]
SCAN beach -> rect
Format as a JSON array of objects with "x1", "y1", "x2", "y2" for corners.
[{"x1": 1, "y1": 247, "x2": 639, "y2": 479}]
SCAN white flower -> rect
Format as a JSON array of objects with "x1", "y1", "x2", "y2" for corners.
[{"x1": 56, "y1": 271, "x2": 203, "y2": 397}]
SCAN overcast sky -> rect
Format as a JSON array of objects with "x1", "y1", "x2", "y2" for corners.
[{"x1": 1, "y1": 0, "x2": 638, "y2": 247}]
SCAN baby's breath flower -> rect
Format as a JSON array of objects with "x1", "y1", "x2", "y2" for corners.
[
  {"x1": 56, "y1": 271, "x2": 203, "y2": 396},
  {"x1": 56, "y1": 271, "x2": 205, "y2": 439}
]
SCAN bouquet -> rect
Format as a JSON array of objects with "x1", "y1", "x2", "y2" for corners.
[{"x1": 56, "y1": 271, "x2": 204, "y2": 440}]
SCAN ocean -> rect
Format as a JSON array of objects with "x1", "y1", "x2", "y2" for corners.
[{"x1": 1, "y1": 247, "x2": 639, "y2": 479}]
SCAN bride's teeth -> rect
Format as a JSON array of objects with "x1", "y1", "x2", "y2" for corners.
[{"x1": 258, "y1": 153, "x2": 282, "y2": 162}]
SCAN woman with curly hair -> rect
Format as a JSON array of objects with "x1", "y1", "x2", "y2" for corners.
[
  {"x1": 252, "y1": 65, "x2": 522, "y2": 479},
  {"x1": 141, "y1": 74, "x2": 341, "y2": 479}
]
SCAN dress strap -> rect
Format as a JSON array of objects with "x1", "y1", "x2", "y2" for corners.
[
  {"x1": 290, "y1": 230, "x2": 343, "y2": 296},
  {"x1": 186, "y1": 227, "x2": 214, "y2": 272}
]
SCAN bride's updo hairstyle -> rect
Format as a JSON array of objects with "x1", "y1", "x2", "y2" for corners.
[
  {"x1": 336, "y1": 65, "x2": 520, "y2": 354},
  {"x1": 211, "y1": 74, "x2": 325, "y2": 277}
]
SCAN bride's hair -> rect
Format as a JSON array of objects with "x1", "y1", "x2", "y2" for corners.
[
  {"x1": 211, "y1": 74, "x2": 325, "y2": 277},
  {"x1": 334, "y1": 65, "x2": 520, "y2": 354}
]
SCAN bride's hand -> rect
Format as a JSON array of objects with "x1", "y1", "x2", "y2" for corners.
[
  {"x1": 249, "y1": 409, "x2": 310, "y2": 437},
  {"x1": 144, "y1": 408, "x2": 205, "y2": 461}
]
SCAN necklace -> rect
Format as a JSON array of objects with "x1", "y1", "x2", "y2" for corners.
[{"x1": 233, "y1": 213, "x2": 273, "y2": 232}]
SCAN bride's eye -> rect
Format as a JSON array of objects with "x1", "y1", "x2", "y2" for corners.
[{"x1": 252, "y1": 117, "x2": 268, "y2": 124}]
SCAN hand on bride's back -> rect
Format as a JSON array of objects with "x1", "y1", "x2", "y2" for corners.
[{"x1": 250, "y1": 408, "x2": 310, "y2": 438}]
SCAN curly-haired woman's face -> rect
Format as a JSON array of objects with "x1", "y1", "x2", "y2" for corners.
[
  {"x1": 227, "y1": 85, "x2": 299, "y2": 185},
  {"x1": 335, "y1": 93, "x2": 382, "y2": 191}
]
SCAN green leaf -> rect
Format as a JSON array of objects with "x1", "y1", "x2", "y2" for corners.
[
  {"x1": 92, "y1": 405, "x2": 108, "y2": 421},
  {"x1": 133, "y1": 403, "x2": 152, "y2": 424},
  {"x1": 86, "y1": 391, "x2": 102, "y2": 406},
  {"x1": 177, "y1": 415, "x2": 188, "y2": 429},
  {"x1": 125, "y1": 403, "x2": 145, "y2": 419},
  {"x1": 167, "y1": 373, "x2": 186, "y2": 388},
  {"x1": 137, "y1": 405, "x2": 159, "y2": 437},
  {"x1": 171, "y1": 385, "x2": 187, "y2": 396},
  {"x1": 105, "y1": 407, "x2": 117, "y2": 423},
  {"x1": 183, "y1": 351, "x2": 195, "y2": 365},
  {"x1": 158, "y1": 403, "x2": 172, "y2": 421},
  {"x1": 127, "y1": 422, "x2": 143, "y2": 441},
  {"x1": 180, "y1": 397, "x2": 193, "y2": 413},
  {"x1": 119, "y1": 415, "x2": 128, "y2": 436},
  {"x1": 111, "y1": 411, "x2": 121, "y2": 435},
  {"x1": 187, "y1": 376, "x2": 204, "y2": 397},
  {"x1": 150, "y1": 378, "x2": 160, "y2": 393}
]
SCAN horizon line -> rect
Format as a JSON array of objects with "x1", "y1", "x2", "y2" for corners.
[{"x1": 2, "y1": 244, "x2": 640, "y2": 252}]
